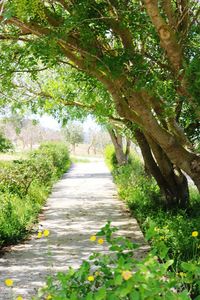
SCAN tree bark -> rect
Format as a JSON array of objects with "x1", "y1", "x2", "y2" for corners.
[
  {"x1": 125, "y1": 139, "x2": 131, "y2": 162},
  {"x1": 146, "y1": 134, "x2": 189, "y2": 208},
  {"x1": 108, "y1": 128, "x2": 128, "y2": 165},
  {"x1": 134, "y1": 129, "x2": 189, "y2": 208},
  {"x1": 124, "y1": 92, "x2": 200, "y2": 192}
]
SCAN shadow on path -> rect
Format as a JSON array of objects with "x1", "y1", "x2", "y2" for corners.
[{"x1": 0, "y1": 159, "x2": 149, "y2": 299}]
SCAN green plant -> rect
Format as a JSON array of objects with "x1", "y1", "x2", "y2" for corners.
[
  {"x1": 105, "y1": 149, "x2": 200, "y2": 298},
  {"x1": 0, "y1": 142, "x2": 70, "y2": 248},
  {"x1": 0, "y1": 132, "x2": 14, "y2": 153},
  {"x1": 34, "y1": 222, "x2": 191, "y2": 300}
]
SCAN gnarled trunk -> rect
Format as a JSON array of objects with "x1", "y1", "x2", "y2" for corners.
[
  {"x1": 146, "y1": 134, "x2": 189, "y2": 208},
  {"x1": 135, "y1": 129, "x2": 189, "y2": 208},
  {"x1": 108, "y1": 128, "x2": 128, "y2": 166}
]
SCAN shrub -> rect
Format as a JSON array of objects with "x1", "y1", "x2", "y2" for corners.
[
  {"x1": 0, "y1": 132, "x2": 14, "y2": 153},
  {"x1": 104, "y1": 145, "x2": 118, "y2": 170},
  {"x1": 34, "y1": 222, "x2": 191, "y2": 300},
  {"x1": 0, "y1": 142, "x2": 70, "y2": 247},
  {"x1": 105, "y1": 149, "x2": 200, "y2": 297}
]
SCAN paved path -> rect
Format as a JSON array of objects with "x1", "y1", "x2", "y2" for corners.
[{"x1": 0, "y1": 159, "x2": 148, "y2": 299}]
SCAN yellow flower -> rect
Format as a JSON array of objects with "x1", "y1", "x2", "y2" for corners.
[
  {"x1": 122, "y1": 270, "x2": 132, "y2": 281},
  {"x1": 43, "y1": 229, "x2": 50, "y2": 237},
  {"x1": 90, "y1": 235, "x2": 96, "y2": 242},
  {"x1": 95, "y1": 271, "x2": 100, "y2": 276},
  {"x1": 46, "y1": 295, "x2": 52, "y2": 300},
  {"x1": 179, "y1": 272, "x2": 186, "y2": 278},
  {"x1": 97, "y1": 238, "x2": 104, "y2": 245},
  {"x1": 37, "y1": 232, "x2": 43, "y2": 239},
  {"x1": 192, "y1": 231, "x2": 198, "y2": 237},
  {"x1": 4, "y1": 279, "x2": 13, "y2": 287},
  {"x1": 87, "y1": 275, "x2": 95, "y2": 282},
  {"x1": 16, "y1": 296, "x2": 23, "y2": 300}
]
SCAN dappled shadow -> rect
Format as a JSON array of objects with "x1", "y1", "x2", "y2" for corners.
[{"x1": 0, "y1": 160, "x2": 148, "y2": 299}]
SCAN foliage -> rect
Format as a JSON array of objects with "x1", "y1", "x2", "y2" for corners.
[
  {"x1": 34, "y1": 222, "x2": 192, "y2": 300},
  {"x1": 0, "y1": 0, "x2": 200, "y2": 196},
  {"x1": 104, "y1": 145, "x2": 118, "y2": 170},
  {"x1": 105, "y1": 150, "x2": 200, "y2": 298},
  {"x1": 0, "y1": 142, "x2": 70, "y2": 247},
  {"x1": 62, "y1": 122, "x2": 84, "y2": 148},
  {"x1": 0, "y1": 132, "x2": 14, "y2": 153}
]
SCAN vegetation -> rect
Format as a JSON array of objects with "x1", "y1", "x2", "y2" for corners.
[
  {"x1": 62, "y1": 122, "x2": 84, "y2": 153},
  {"x1": 0, "y1": 1, "x2": 199, "y2": 297},
  {"x1": 34, "y1": 222, "x2": 193, "y2": 300},
  {"x1": 0, "y1": 132, "x2": 13, "y2": 153},
  {"x1": 0, "y1": 142, "x2": 70, "y2": 248},
  {"x1": 105, "y1": 146, "x2": 200, "y2": 298},
  {"x1": 0, "y1": 0, "x2": 199, "y2": 208}
]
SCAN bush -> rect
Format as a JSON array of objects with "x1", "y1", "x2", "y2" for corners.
[
  {"x1": 104, "y1": 145, "x2": 118, "y2": 170},
  {"x1": 0, "y1": 142, "x2": 70, "y2": 247},
  {"x1": 0, "y1": 132, "x2": 14, "y2": 153},
  {"x1": 34, "y1": 222, "x2": 191, "y2": 300},
  {"x1": 105, "y1": 149, "x2": 200, "y2": 298}
]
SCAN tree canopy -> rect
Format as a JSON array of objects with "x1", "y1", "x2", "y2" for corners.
[{"x1": 0, "y1": 0, "x2": 200, "y2": 206}]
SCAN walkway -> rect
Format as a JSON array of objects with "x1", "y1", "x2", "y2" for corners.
[{"x1": 0, "y1": 158, "x2": 148, "y2": 299}]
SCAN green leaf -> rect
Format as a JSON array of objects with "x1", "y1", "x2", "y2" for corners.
[
  {"x1": 164, "y1": 260, "x2": 174, "y2": 270},
  {"x1": 181, "y1": 262, "x2": 196, "y2": 272},
  {"x1": 86, "y1": 292, "x2": 94, "y2": 300},
  {"x1": 114, "y1": 274, "x2": 123, "y2": 286},
  {"x1": 94, "y1": 286, "x2": 106, "y2": 300},
  {"x1": 130, "y1": 290, "x2": 140, "y2": 300}
]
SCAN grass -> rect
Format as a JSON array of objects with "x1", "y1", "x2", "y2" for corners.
[{"x1": 71, "y1": 156, "x2": 91, "y2": 163}]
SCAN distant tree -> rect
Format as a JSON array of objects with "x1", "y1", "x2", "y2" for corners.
[
  {"x1": 0, "y1": 132, "x2": 13, "y2": 153},
  {"x1": 87, "y1": 127, "x2": 110, "y2": 155},
  {"x1": 62, "y1": 123, "x2": 84, "y2": 153}
]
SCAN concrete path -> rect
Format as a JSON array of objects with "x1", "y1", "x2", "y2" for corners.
[{"x1": 0, "y1": 159, "x2": 148, "y2": 300}]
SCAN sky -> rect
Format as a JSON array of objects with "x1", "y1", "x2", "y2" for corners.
[{"x1": 39, "y1": 114, "x2": 100, "y2": 132}]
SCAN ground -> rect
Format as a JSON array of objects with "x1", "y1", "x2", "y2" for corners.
[{"x1": 0, "y1": 158, "x2": 149, "y2": 300}]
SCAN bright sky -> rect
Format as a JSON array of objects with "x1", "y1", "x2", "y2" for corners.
[
  {"x1": 39, "y1": 114, "x2": 100, "y2": 132},
  {"x1": 39, "y1": 115, "x2": 60, "y2": 130}
]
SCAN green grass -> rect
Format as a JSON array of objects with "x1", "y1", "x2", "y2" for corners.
[{"x1": 71, "y1": 156, "x2": 91, "y2": 163}]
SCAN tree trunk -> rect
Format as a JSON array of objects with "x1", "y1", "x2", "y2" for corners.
[
  {"x1": 121, "y1": 91, "x2": 200, "y2": 192},
  {"x1": 134, "y1": 129, "x2": 187, "y2": 207},
  {"x1": 125, "y1": 139, "x2": 131, "y2": 162},
  {"x1": 146, "y1": 134, "x2": 189, "y2": 208},
  {"x1": 108, "y1": 129, "x2": 128, "y2": 165}
]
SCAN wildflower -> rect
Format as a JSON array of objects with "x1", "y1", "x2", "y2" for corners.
[
  {"x1": 179, "y1": 272, "x2": 186, "y2": 278},
  {"x1": 87, "y1": 275, "x2": 95, "y2": 282},
  {"x1": 4, "y1": 279, "x2": 13, "y2": 287},
  {"x1": 97, "y1": 238, "x2": 104, "y2": 245},
  {"x1": 95, "y1": 271, "x2": 100, "y2": 276},
  {"x1": 192, "y1": 231, "x2": 198, "y2": 237},
  {"x1": 122, "y1": 270, "x2": 132, "y2": 281},
  {"x1": 43, "y1": 229, "x2": 50, "y2": 237},
  {"x1": 16, "y1": 296, "x2": 23, "y2": 300},
  {"x1": 90, "y1": 235, "x2": 96, "y2": 242},
  {"x1": 46, "y1": 295, "x2": 52, "y2": 300},
  {"x1": 37, "y1": 232, "x2": 43, "y2": 239}
]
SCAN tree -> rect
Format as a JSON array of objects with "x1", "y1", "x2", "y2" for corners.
[
  {"x1": 107, "y1": 126, "x2": 131, "y2": 166},
  {"x1": 87, "y1": 127, "x2": 110, "y2": 155},
  {"x1": 0, "y1": 0, "x2": 199, "y2": 207},
  {"x1": 62, "y1": 122, "x2": 84, "y2": 153}
]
